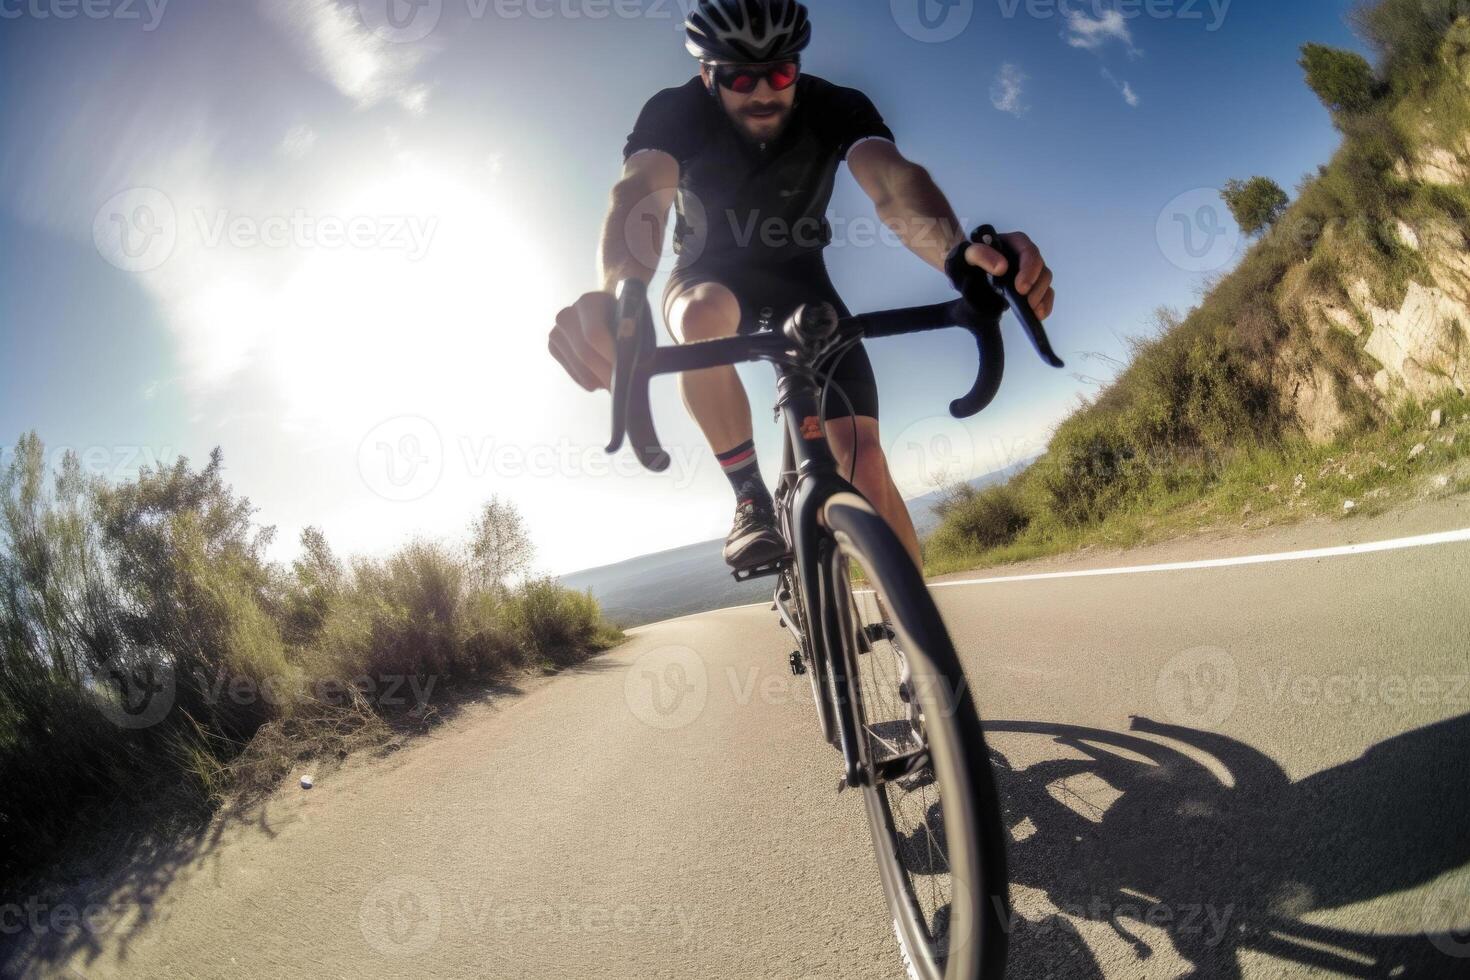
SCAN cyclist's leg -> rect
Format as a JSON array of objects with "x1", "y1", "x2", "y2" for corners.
[
  {"x1": 826, "y1": 415, "x2": 922, "y2": 571},
  {"x1": 663, "y1": 276, "x2": 750, "y2": 456}
]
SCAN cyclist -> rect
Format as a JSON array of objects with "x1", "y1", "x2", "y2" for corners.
[{"x1": 549, "y1": 0, "x2": 1055, "y2": 570}]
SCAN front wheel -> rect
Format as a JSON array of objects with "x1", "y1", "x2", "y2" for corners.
[{"x1": 823, "y1": 493, "x2": 1011, "y2": 980}]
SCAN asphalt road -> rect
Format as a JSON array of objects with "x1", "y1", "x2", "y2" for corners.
[{"x1": 8, "y1": 499, "x2": 1470, "y2": 979}]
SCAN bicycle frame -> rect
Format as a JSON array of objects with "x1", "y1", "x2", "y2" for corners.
[{"x1": 768, "y1": 360, "x2": 878, "y2": 788}]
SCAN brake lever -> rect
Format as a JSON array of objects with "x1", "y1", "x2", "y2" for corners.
[
  {"x1": 606, "y1": 279, "x2": 671, "y2": 473},
  {"x1": 972, "y1": 224, "x2": 1065, "y2": 369}
]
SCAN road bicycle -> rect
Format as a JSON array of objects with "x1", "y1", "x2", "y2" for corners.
[{"x1": 605, "y1": 226, "x2": 1064, "y2": 979}]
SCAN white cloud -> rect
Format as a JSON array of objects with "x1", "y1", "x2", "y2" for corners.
[
  {"x1": 1101, "y1": 69, "x2": 1141, "y2": 108},
  {"x1": 258, "y1": 0, "x2": 434, "y2": 112},
  {"x1": 990, "y1": 63, "x2": 1029, "y2": 117},
  {"x1": 1064, "y1": 9, "x2": 1141, "y2": 57}
]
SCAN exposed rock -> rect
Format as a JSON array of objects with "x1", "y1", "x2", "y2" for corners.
[
  {"x1": 1343, "y1": 500, "x2": 1357, "y2": 513},
  {"x1": 1291, "y1": 363, "x2": 1349, "y2": 445},
  {"x1": 1409, "y1": 443, "x2": 1428, "y2": 460},
  {"x1": 1396, "y1": 220, "x2": 1421, "y2": 251},
  {"x1": 1359, "y1": 281, "x2": 1469, "y2": 402},
  {"x1": 1431, "y1": 408, "x2": 1444, "y2": 429}
]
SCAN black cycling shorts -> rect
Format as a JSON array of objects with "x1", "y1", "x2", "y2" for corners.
[{"x1": 662, "y1": 252, "x2": 880, "y2": 421}]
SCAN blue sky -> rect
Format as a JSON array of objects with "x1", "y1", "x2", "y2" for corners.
[{"x1": 0, "y1": 0, "x2": 1365, "y2": 574}]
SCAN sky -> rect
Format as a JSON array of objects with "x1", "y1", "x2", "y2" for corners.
[{"x1": 0, "y1": 0, "x2": 1368, "y2": 576}]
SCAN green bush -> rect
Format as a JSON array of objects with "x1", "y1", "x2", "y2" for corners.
[
  {"x1": 502, "y1": 579, "x2": 606, "y2": 668},
  {"x1": 1300, "y1": 43, "x2": 1382, "y2": 114},
  {"x1": 1222, "y1": 177, "x2": 1291, "y2": 235},
  {"x1": 0, "y1": 435, "x2": 620, "y2": 887},
  {"x1": 926, "y1": 483, "x2": 1031, "y2": 557}
]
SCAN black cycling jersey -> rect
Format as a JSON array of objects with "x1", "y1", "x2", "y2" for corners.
[{"x1": 622, "y1": 74, "x2": 895, "y2": 266}]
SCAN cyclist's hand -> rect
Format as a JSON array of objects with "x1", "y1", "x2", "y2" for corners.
[
  {"x1": 549, "y1": 291, "x2": 617, "y2": 392},
  {"x1": 959, "y1": 231, "x2": 1055, "y2": 321}
]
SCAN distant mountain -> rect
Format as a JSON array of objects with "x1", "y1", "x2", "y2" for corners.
[{"x1": 559, "y1": 463, "x2": 1032, "y2": 628}]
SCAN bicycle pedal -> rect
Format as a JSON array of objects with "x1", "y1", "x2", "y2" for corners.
[
  {"x1": 730, "y1": 558, "x2": 789, "y2": 583},
  {"x1": 863, "y1": 623, "x2": 896, "y2": 645}
]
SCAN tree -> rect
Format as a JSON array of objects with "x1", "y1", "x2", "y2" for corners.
[
  {"x1": 1299, "y1": 43, "x2": 1379, "y2": 115},
  {"x1": 468, "y1": 497, "x2": 533, "y2": 590},
  {"x1": 1221, "y1": 177, "x2": 1290, "y2": 237}
]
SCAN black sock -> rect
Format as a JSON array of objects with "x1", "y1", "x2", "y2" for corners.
[{"x1": 717, "y1": 440, "x2": 772, "y2": 509}]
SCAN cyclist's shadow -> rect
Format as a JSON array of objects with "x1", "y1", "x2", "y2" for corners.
[{"x1": 979, "y1": 713, "x2": 1470, "y2": 979}]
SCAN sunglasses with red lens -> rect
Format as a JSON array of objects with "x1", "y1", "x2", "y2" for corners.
[{"x1": 712, "y1": 61, "x2": 800, "y2": 95}]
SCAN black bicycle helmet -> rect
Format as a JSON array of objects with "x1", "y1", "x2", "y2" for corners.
[{"x1": 684, "y1": 0, "x2": 812, "y2": 64}]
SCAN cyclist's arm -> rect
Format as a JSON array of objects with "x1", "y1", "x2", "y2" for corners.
[
  {"x1": 549, "y1": 150, "x2": 680, "y2": 393},
  {"x1": 847, "y1": 138, "x2": 967, "y2": 273},
  {"x1": 847, "y1": 139, "x2": 1054, "y2": 319},
  {"x1": 598, "y1": 149, "x2": 679, "y2": 293}
]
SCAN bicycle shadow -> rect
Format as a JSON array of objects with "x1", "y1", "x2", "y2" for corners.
[{"x1": 974, "y1": 714, "x2": 1470, "y2": 978}]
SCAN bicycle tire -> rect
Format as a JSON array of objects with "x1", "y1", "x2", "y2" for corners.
[{"x1": 822, "y1": 492, "x2": 1011, "y2": 980}]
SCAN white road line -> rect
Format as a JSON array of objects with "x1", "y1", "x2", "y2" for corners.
[
  {"x1": 627, "y1": 527, "x2": 1470, "y2": 632},
  {"x1": 929, "y1": 527, "x2": 1470, "y2": 589}
]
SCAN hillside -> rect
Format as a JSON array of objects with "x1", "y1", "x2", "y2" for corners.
[{"x1": 928, "y1": 0, "x2": 1470, "y2": 573}]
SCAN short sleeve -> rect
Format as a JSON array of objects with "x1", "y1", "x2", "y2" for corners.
[
  {"x1": 823, "y1": 85, "x2": 896, "y2": 159},
  {"x1": 622, "y1": 82, "x2": 702, "y2": 163}
]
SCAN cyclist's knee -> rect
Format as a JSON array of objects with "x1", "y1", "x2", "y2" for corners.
[{"x1": 669, "y1": 283, "x2": 740, "y2": 344}]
